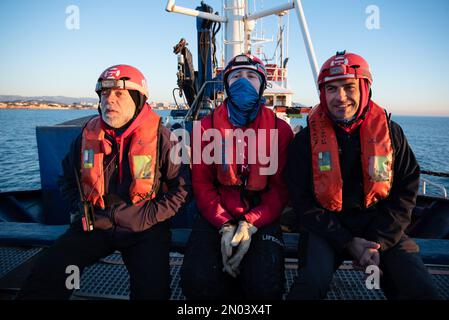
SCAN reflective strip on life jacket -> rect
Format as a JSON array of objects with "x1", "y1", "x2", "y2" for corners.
[
  {"x1": 80, "y1": 109, "x2": 160, "y2": 208},
  {"x1": 308, "y1": 101, "x2": 393, "y2": 212},
  {"x1": 212, "y1": 101, "x2": 277, "y2": 191}
]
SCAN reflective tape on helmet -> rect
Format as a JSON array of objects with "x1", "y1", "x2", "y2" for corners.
[{"x1": 323, "y1": 74, "x2": 356, "y2": 83}]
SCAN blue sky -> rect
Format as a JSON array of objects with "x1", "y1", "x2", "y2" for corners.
[{"x1": 0, "y1": 0, "x2": 448, "y2": 115}]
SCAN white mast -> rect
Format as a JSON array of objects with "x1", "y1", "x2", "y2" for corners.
[
  {"x1": 224, "y1": 0, "x2": 245, "y2": 64},
  {"x1": 166, "y1": 0, "x2": 319, "y2": 95}
]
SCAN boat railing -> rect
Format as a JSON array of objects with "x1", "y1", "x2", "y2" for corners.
[
  {"x1": 185, "y1": 80, "x2": 222, "y2": 121},
  {"x1": 420, "y1": 177, "x2": 448, "y2": 198},
  {"x1": 266, "y1": 65, "x2": 287, "y2": 82}
]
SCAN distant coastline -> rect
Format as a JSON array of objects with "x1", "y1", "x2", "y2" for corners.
[
  {"x1": 0, "y1": 102, "x2": 183, "y2": 111},
  {"x1": 0, "y1": 102, "x2": 95, "y2": 110},
  {"x1": 1, "y1": 103, "x2": 447, "y2": 116},
  {"x1": 0, "y1": 95, "x2": 188, "y2": 111}
]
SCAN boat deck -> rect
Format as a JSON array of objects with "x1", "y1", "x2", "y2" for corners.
[{"x1": 1, "y1": 246, "x2": 449, "y2": 300}]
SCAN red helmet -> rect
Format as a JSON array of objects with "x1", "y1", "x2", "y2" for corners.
[
  {"x1": 223, "y1": 53, "x2": 267, "y2": 96},
  {"x1": 95, "y1": 64, "x2": 149, "y2": 100},
  {"x1": 317, "y1": 51, "x2": 372, "y2": 88}
]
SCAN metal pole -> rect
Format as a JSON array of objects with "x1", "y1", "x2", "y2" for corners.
[
  {"x1": 224, "y1": 0, "x2": 245, "y2": 64},
  {"x1": 166, "y1": 0, "x2": 227, "y2": 23},
  {"x1": 245, "y1": 2, "x2": 295, "y2": 21},
  {"x1": 293, "y1": 0, "x2": 319, "y2": 93},
  {"x1": 286, "y1": 11, "x2": 290, "y2": 88}
]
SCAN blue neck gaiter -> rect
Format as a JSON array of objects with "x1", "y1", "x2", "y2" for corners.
[{"x1": 227, "y1": 77, "x2": 264, "y2": 127}]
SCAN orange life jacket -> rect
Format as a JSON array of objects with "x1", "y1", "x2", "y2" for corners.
[
  {"x1": 80, "y1": 107, "x2": 160, "y2": 208},
  {"x1": 212, "y1": 101, "x2": 277, "y2": 191},
  {"x1": 308, "y1": 101, "x2": 393, "y2": 212}
]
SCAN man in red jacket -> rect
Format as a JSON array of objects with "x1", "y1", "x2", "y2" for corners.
[{"x1": 181, "y1": 54, "x2": 293, "y2": 299}]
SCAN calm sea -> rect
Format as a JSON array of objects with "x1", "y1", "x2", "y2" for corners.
[{"x1": 0, "y1": 109, "x2": 448, "y2": 196}]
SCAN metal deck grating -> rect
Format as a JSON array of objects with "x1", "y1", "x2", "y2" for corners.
[
  {"x1": 99, "y1": 252, "x2": 123, "y2": 265},
  {"x1": 75, "y1": 263, "x2": 130, "y2": 299},
  {"x1": 1, "y1": 247, "x2": 448, "y2": 300},
  {"x1": 169, "y1": 256, "x2": 185, "y2": 300},
  {"x1": 430, "y1": 274, "x2": 449, "y2": 299},
  {"x1": 73, "y1": 253, "x2": 186, "y2": 300},
  {"x1": 283, "y1": 265, "x2": 386, "y2": 300},
  {"x1": 0, "y1": 247, "x2": 42, "y2": 278},
  {"x1": 329, "y1": 268, "x2": 386, "y2": 300},
  {"x1": 72, "y1": 253, "x2": 449, "y2": 300}
]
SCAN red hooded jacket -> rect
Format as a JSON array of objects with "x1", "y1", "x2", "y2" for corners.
[{"x1": 192, "y1": 102, "x2": 293, "y2": 229}]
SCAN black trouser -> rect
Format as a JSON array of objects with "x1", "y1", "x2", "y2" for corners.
[
  {"x1": 17, "y1": 221, "x2": 171, "y2": 300},
  {"x1": 181, "y1": 216, "x2": 285, "y2": 300},
  {"x1": 287, "y1": 231, "x2": 440, "y2": 300}
]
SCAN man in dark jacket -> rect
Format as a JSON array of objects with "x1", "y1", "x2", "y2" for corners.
[
  {"x1": 18, "y1": 64, "x2": 191, "y2": 300},
  {"x1": 285, "y1": 51, "x2": 439, "y2": 299}
]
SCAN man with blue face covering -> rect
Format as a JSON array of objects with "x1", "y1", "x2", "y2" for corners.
[{"x1": 181, "y1": 54, "x2": 294, "y2": 299}]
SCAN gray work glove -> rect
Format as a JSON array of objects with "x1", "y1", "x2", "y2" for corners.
[
  {"x1": 227, "y1": 220, "x2": 258, "y2": 274},
  {"x1": 219, "y1": 223, "x2": 237, "y2": 277}
]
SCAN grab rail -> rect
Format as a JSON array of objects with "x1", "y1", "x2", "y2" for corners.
[{"x1": 420, "y1": 177, "x2": 448, "y2": 198}]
